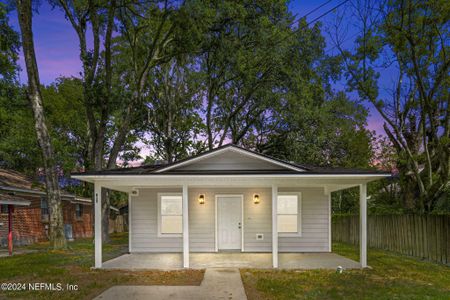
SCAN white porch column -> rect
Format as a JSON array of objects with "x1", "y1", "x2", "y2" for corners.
[
  {"x1": 94, "y1": 182, "x2": 102, "y2": 268},
  {"x1": 272, "y1": 184, "x2": 278, "y2": 268},
  {"x1": 359, "y1": 183, "x2": 367, "y2": 268},
  {"x1": 182, "y1": 184, "x2": 189, "y2": 268}
]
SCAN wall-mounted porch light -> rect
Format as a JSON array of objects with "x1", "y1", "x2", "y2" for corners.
[
  {"x1": 253, "y1": 194, "x2": 260, "y2": 204},
  {"x1": 198, "y1": 194, "x2": 205, "y2": 205}
]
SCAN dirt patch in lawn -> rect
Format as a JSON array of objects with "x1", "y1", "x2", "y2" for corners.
[
  {"x1": 1, "y1": 268, "x2": 204, "y2": 300},
  {"x1": 0, "y1": 234, "x2": 204, "y2": 300}
]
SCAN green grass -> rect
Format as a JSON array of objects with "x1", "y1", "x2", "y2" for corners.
[
  {"x1": 0, "y1": 233, "x2": 203, "y2": 299},
  {"x1": 241, "y1": 243, "x2": 450, "y2": 300}
]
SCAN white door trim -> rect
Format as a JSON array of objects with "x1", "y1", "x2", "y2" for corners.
[{"x1": 215, "y1": 194, "x2": 244, "y2": 252}]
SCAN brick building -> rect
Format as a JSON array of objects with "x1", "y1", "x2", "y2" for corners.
[{"x1": 0, "y1": 169, "x2": 94, "y2": 246}]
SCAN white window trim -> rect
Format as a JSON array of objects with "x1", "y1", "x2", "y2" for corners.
[
  {"x1": 157, "y1": 192, "x2": 183, "y2": 238},
  {"x1": 277, "y1": 192, "x2": 302, "y2": 237}
]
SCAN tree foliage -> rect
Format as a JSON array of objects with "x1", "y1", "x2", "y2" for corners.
[
  {"x1": 4, "y1": 0, "x2": 432, "y2": 221},
  {"x1": 332, "y1": 0, "x2": 449, "y2": 212}
]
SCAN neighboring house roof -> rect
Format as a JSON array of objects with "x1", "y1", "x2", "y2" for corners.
[
  {"x1": 72, "y1": 144, "x2": 391, "y2": 176},
  {"x1": 0, "y1": 168, "x2": 92, "y2": 204},
  {"x1": 0, "y1": 169, "x2": 42, "y2": 191},
  {"x1": 0, "y1": 193, "x2": 31, "y2": 206}
]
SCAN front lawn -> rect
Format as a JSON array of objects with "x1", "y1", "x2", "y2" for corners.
[
  {"x1": 0, "y1": 233, "x2": 203, "y2": 299},
  {"x1": 241, "y1": 243, "x2": 450, "y2": 300}
]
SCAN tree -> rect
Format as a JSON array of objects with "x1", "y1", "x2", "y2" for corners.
[
  {"x1": 197, "y1": 0, "x2": 293, "y2": 150},
  {"x1": 239, "y1": 18, "x2": 373, "y2": 169},
  {"x1": 0, "y1": 4, "x2": 33, "y2": 172},
  {"x1": 145, "y1": 59, "x2": 205, "y2": 162},
  {"x1": 333, "y1": 0, "x2": 450, "y2": 212},
  {"x1": 0, "y1": 3, "x2": 19, "y2": 83},
  {"x1": 55, "y1": 0, "x2": 193, "y2": 240},
  {"x1": 15, "y1": 0, "x2": 66, "y2": 248},
  {"x1": 0, "y1": 78, "x2": 87, "y2": 177}
]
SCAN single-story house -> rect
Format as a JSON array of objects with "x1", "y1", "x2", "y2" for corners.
[
  {"x1": 72, "y1": 144, "x2": 390, "y2": 269},
  {"x1": 0, "y1": 168, "x2": 95, "y2": 246}
]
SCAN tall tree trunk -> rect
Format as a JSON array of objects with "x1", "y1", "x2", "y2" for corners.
[{"x1": 16, "y1": 0, "x2": 66, "y2": 249}]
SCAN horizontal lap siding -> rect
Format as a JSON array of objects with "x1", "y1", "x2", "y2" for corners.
[
  {"x1": 189, "y1": 188, "x2": 215, "y2": 252},
  {"x1": 177, "y1": 151, "x2": 284, "y2": 170},
  {"x1": 278, "y1": 188, "x2": 330, "y2": 252},
  {"x1": 131, "y1": 186, "x2": 330, "y2": 253},
  {"x1": 243, "y1": 188, "x2": 272, "y2": 251},
  {"x1": 131, "y1": 188, "x2": 182, "y2": 252}
]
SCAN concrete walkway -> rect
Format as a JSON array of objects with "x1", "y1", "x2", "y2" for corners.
[{"x1": 95, "y1": 268, "x2": 247, "y2": 300}]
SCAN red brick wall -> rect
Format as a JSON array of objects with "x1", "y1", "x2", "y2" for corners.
[
  {"x1": 62, "y1": 202, "x2": 93, "y2": 239},
  {"x1": 0, "y1": 192, "x2": 93, "y2": 247},
  {"x1": 0, "y1": 195, "x2": 46, "y2": 246}
]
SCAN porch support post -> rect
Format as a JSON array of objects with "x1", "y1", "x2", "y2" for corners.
[
  {"x1": 272, "y1": 184, "x2": 278, "y2": 268},
  {"x1": 94, "y1": 182, "x2": 102, "y2": 268},
  {"x1": 182, "y1": 184, "x2": 189, "y2": 268},
  {"x1": 359, "y1": 183, "x2": 367, "y2": 268}
]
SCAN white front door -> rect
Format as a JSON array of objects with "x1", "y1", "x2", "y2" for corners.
[{"x1": 217, "y1": 196, "x2": 242, "y2": 250}]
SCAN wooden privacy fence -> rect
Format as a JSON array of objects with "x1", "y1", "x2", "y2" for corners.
[
  {"x1": 108, "y1": 215, "x2": 128, "y2": 234},
  {"x1": 332, "y1": 215, "x2": 450, "y2": 265}
]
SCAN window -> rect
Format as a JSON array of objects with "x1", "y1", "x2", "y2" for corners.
[
  {"x1": 158, "y1": 194, "x2": 183, "y2": 236},
  {"x1": 277, "y1": 194, "x2": 301, "y2": 234},
  {"x1": 75, "y1": 204, "x2": 83, "y2": 219},
  {"x1": 0, "y1": 204, "x2": 9, "y2": 214},
  {"x1": 41, "y1": 197, "x2": 49, "y2": 220}
]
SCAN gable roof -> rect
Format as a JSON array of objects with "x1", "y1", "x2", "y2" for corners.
[
  {"x1": 72, "y1": 144, "x2": 390, "y2": 176},
  {"x1": 153, "y1": 144, "x2": 307, "y2": 173}
]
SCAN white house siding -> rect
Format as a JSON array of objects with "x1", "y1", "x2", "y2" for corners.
[
  {"x1": 130, "y1": 187, "x2": 330, "y2": 253},
  {"x1": 188, "y1": 188, "x2": 216, "y2": 252},
  {"x1": 176, "y1": 151, "x2": 285, "y2": 171},
  {"x1": 278, "y1": 187, "x2": 330, "y2": 252},
  {"x1": 130, "y1": 188, "x2": 182, "y2": 252}
]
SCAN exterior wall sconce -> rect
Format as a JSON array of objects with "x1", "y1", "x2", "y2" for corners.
[
  {"x1": 253, "y1": 194, "x2": 260, "y2": 204},
  {"x1": 198, "y1": 194, "x2": 205, "y2": 205}
]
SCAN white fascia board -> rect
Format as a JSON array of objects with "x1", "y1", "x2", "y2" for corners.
[
  {"x1": 72, "y1": 173, "x2": 389, "y2": 180},
  {"x1": 153, "y1": 146, "x2": 306, "y2": 173}
]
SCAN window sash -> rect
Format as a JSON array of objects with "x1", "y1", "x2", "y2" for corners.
[
  {"x1": 159, "y1": 195, "x2": 182, "y2": 235},
  {"x1": 277, "y1": 194, "x2": 300, "y2": 234},
  {"x1": 41, "y1": 197, "x2": 49, "y2": 217},
  {"x1": 277, "y1": 215, "x2": 298, "y2": 233},
  {"x1": 75, "y1": 204, "x2": 83, "y2": 218},
  {"x1": 0, "y1": 204, "x2": 9, "y2": 214}
]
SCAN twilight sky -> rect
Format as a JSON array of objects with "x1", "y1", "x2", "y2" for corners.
[{"x1": 6, "y1": 0, "x2": 387, "y2": 136}]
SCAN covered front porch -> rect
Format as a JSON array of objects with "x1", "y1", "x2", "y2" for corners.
[
  {"x1": 72, "y1": 145, "x2": 389, "y2": 270},
  {"x1": 102, "y1": 252, "x2": 361, "y2": 270},
  {"x1": 78, "y1": 176, "x2": 374, "y2": 269}
]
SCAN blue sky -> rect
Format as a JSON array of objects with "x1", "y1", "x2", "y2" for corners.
[{"x1": 6, "y1": 0, "x2": 386, "y2": 135}]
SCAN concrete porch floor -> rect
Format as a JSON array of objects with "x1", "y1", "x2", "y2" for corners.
[{"x1": 102, "y1": 252, "x2": 361, "y2": 270}]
